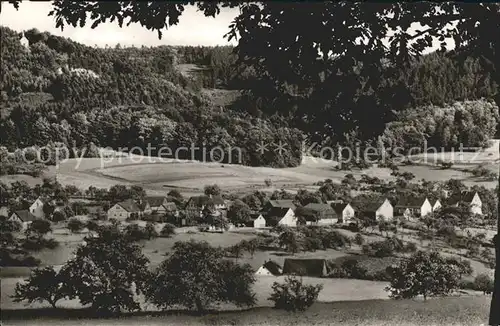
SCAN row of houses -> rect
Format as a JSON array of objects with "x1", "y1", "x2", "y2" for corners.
[
  {"x1": 247, "y1": 190, "x2": 483, "y2": 228},
  {"x1": 2, "y1": 190, "x2": 483, "y2": 230}
]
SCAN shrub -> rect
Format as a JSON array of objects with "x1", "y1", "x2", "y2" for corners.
[
  {"x1": 320, "y1": 230, "x2": 352, "y2": 249},
  {"x1": 160, "y1": 223, "x2": 176, "y2": 238},
  {"x1": 404, "y1": 242, "x2": 418, "y2": 253},
  {"x1": 145, "y1": 222, "x2": 158, "y2": 239},
  {"x1": 472, "y1": 273, "x2": 494, "y2": 294},
  {"x1": 353, "y1": 233, "x2": 365, "y2": 246},
  {"x1": 264, "y1": 178, "x2": 273, "y2": 187},
  {"x1": 362, "y1": 237, "x2": 406, "y2": 257},
  {"x1": 67, "y1": 218, "x2": 85, "y2": 233},
  {"x1": 268, "y1": 276, "x2": 323, "y2": 312},
  {"x1": 86, "y1": 220, "x2": 99, "y2": 232},
  {"x1": 302, "y1": 237, "x2": 324, "y2": 252}
]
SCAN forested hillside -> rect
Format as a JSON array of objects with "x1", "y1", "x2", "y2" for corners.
[
  {"x1": 0, "y1": 26, "x2": 498, "y2": 168},
  {"x1": 0, "y1": 27, "x2": 302, "y2": 167}
]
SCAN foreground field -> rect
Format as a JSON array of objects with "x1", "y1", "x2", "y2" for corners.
[{"x1": 1, "y1": 296, "x2": 492, "y2": 326}]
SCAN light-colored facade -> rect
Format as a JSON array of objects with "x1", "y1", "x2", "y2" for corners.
[
  {"x1": 278, "y1": 208, "x2": 297, "y2": 227},
  {"x1": 253, "y1": 214, "x2": 266, "y2": 228},
  {"x1": 375, "y1": 199, "x2": 394, "y2": 221},
  {"x1": 29, "y1": 198, "x2": 45, "y2": 219}
]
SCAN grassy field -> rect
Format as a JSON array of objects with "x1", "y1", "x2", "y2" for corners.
[
  {"x1": 53, "y1": 141, "x2": 499, "y2": 197},
  {"x1": 1, "y1": 296, "x2": 492, "y2": 325}
]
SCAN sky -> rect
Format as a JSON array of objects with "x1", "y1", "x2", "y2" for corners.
[
  {"x1": 0, "y1": 1, "x2": 454, "y2": 53},
  {"x1": 0, "y1": 1, "x2": 239, "y2": 47}
]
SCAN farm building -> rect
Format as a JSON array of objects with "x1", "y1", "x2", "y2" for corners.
[
  {"x1": 247, "y1": 213, "x2": 266, "y2": 228},
  {"x1": 359, "y1": 198, "x2": 393, "y2": 221},
  {"x1": 107, "y1": 199, "x2": 142, "y2": 221},
  {"x1": 303, "y1": 203, "x2": 338, "y2": 225},
  {"x1": 265, "y1": 207, "x2": 297, "y2": 227},
  {"x1": 263, "y1": 200, "x2": 296, "y2": 212},
  {"x1": 282, "y1": 259, "x2": 328, "y2": 277},
  {"x1": 447, "y1": 191, "x2": 482, "y2": 215},
  {"x1": 394, "y1": 197, "x2": 433, "y2": 219},
  {"x1": 9, "y1": 210, "x2": 37, "y2": 230},
  {"x1": 432, "y1": 199, "x2": 442, "y2": 211},
  {"x1": 256, "y1": 260, "x2": 282, "y2": 276},
  {"x1": 141, "y1": 196, "x2": 178, "y2": 216},
  {"x1": 331, "y1": 203, "x2": 355, "y2": 224},
  {"x1": 29, "y1": 197, "x2": 46, "y2": 219}
]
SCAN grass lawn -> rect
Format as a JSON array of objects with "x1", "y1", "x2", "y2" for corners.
[{"x1": 1, "y1": 296, "x2": 492, "y2": 325}]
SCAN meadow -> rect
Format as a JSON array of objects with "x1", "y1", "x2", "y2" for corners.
[{"x1": 1, "y1": 296, "x2": 492, "y2": 326}]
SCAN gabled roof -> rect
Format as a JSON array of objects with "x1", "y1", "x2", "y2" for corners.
[
  {"x1": 447, "y1": 191, "x2": 479, "y2": 205},
  {"x1": 12, "y1": 210, "x2": 37, "y2": 222},
  {"x1": 116, "y1": 199, "x2": 141, "y2": 213},
  {"x1": 304, "y1": 203, "x2": 334, "y2": 212},
  {"x1": 395, "y1": 196, "x2": 428, "y2": 208},
  {"x1": 250, "y1": 213, "x2": 264, "y2": 220},
  {"x1": 262, "y1": 260, "x2": 282, "y2": 276},
  {"x1": 360, "y1": 199, "x2": 388, "y2": 213},
  {"x1": 331, "y1": 203, "x2": 348, "y2": 215},
  {"x1": 267, "y1": 200, "x2": 296, "y2": 209},
  {"x1": 266, "y1": 207, "x2": 292, "y2": 218},
  {"x1": 146, "y1": 196, "x2": 166, "y2": 207},
  {"x1": 282, "y1": 259, "x2": 328, "y2": 277}
]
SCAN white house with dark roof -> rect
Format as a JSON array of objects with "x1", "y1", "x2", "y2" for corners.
[
  {"x1": 448, "y1": 191, "x2": 483, "y2": 215},
  {"x1": 331, "y1": 203, "x2": 355, "y2": 224},
  {"x1": 359, "y1": 198, "x2": 393, "y2": 221},
  {"x1": 29, "y1": 197, "x2": 46, "y2": 219},
  {"x1": 432, "y1": 199, "x2": 442, "y2": 212},
  {"x1": 9, "y1": 210, "x2": 37, "y2": 230},
  {"x1": 395, "y1": 197, "x2": 433, "y2": 219},
  {"x1": 107, "y1": 199, "x2": 142, "y2": 221}
]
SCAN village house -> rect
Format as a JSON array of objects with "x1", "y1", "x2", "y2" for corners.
[
  {"x1": 432, "y1": 199, "x2": 442, "y2": 212},
  {"x1": 303, "y1": 203, "x2": 339, "y2": 225},
  {"x1": 0, "y1": 206, "x2": 9, "y2": 218},
  {"x1": 9, "y1": 210, "x2": 37, "y2": 230},
  {"x1": 141, "y1": 196, "x2": 171, "y2": 215},
  {"x1": 359, "y1": 198, "x2": 393, "y2": 221},
  {"x1": 265, "y1": 207, "x2": 297, "y2": 227},
  {"x1": 255, "y1": 260, "x2": 282, "y2": 276},
  {"x1": 394, "y1": 197, "x2": 433, "y2": 220},
  {"x1": 331, "y1": 203, "x2": 355, "y2": 224},
  {"x1": 107, "y1": 199, "x2": 142, "y2": 221},
  {"x1": 282, "y1": 259, "x2": 329, "y2": 277},
  {"x1": 247, "y1": 213, "x2": 266, "y2": 228},
  {"x1": 29, "y1": 197, "x2": 46, "y2": 219},
  {"x1": 448, "y1": 191, "x2": 483, "y2": 215},
  {"x1": 185, "y1": 195, "x2": 227, "y2": 219},
  {"x1": 263, "y1": 199, "x2": 296, "y2": 212}
]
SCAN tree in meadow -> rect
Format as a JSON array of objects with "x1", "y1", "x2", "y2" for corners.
[
  {"x1": 386, "y1": 251, "x2": 463, "y2": 301},
  {"x1": 146, "y1": 240, "x2": 256, "y2": 313},
  {"x1": 12, "y1": 266, "x2": 67, "y2": 309},
  {"x1": 60, "y1": 226, "x2": 151, "y2": 314}
]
